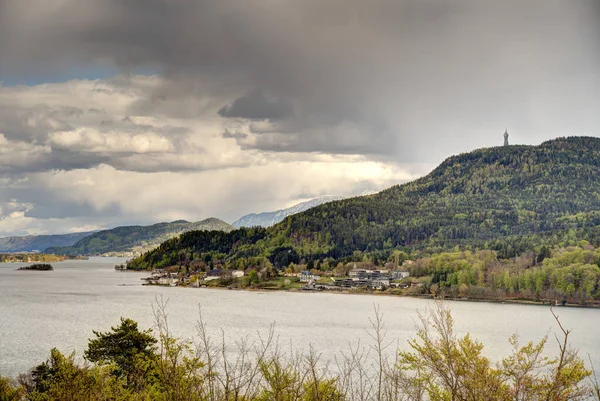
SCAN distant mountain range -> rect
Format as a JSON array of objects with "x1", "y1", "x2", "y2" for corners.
[
  {"x1": 232, "y1": 190, "x2": 378, "y2": 228},
  {"x1": 0, "y1": 231, "x2": 95, "y2": 253},
  {"x1": 45, "y1": 218, "x2": 235, "y2": 256},
  {"x1": 2, "y1": 191, "x2": 382, "y2": 255}
]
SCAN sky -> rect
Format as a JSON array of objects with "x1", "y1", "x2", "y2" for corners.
[{"x1": 0, "y1": 0, "x2": 599, "y2": 236}]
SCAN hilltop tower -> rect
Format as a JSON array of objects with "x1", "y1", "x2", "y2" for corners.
[{"x1": 503, "y1": 129, "x2": 509, "y2": 146}]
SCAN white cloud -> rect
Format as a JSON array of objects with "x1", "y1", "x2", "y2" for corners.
[
  {"x1": 49, "y1": 129, "x2": 174, "y2": 153},
  {"x1": 0, "y1": 75, "x2": 431, "y2": 235},
  {"x1": 0, "y1": 156, "x2": 427, "y2": 235}
]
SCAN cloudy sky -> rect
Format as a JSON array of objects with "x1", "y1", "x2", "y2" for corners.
[{"x1": 0, "y1": 0, "x2": 599, "y2": 236}]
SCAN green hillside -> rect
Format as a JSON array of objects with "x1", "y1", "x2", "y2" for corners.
[
  {"x1": 127, "y1": 137, "x2": 600, "y2": 270},
  {"x1": 47, "y1": 218, "x2": 234, "y2": 256}
]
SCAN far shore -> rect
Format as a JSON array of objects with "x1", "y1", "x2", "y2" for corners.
[{"x1": 143, "y1": 281, "x2": 600, "y2": 310}]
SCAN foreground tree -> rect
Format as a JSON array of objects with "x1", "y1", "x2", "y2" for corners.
[
  {"x1": 398, "y1": 302, "x2": 592, "y2": 401},
  {"x1": 21, "y1": 348, "x2": 130, "y2": 401},
  {"x1": 84, "y1": 317, "x2": 157, "y2": 389},
  {"x1": 149, "y1": 300, "x2": 206, "y2": 401},
  {"x1": 0, "y1": 376, "x2": 24, "y2": 401}
]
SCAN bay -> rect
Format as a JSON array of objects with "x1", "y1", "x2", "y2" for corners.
[{"x1": 1, "y1": 257, "x2": 599, "y2": 379}]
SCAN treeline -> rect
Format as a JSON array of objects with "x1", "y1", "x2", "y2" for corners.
[
  {"x1": 0, "y1": 254, "x2": 68, "y2": 263},
  {"x1": 406, "y1": 243, "x2": 600, "y2": 304},
  {"x1": 1, "y1": 302, "x2": 598, "y2": 400},
  {"x1": 128, "y1": 137, "x2": 600, "y2": 273}
]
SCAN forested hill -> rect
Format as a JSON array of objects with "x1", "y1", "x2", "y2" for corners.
[
  {"x1": 127, "y1": 137, "x2": 600, "y2": 270},
  {"x1": 47, "y1": 218, "x2": 234, "y2": 256}
]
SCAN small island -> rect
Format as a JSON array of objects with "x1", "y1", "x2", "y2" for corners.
[{"x1": 17, "y1": 263, "x2": 54, "y2": 271}]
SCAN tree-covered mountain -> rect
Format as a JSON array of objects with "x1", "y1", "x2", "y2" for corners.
[
  {"x1": 127, "y1": 137, "x2": 600, "y2": 270},
  {"x1": 0, "y1": 231, "x2": 95, "y2": 253},
  {"x1": 47, "y1": 218, "x2": 234, "y2": 256}
]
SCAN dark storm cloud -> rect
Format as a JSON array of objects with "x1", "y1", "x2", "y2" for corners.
[
  {"x1": 0, "y1": 148, "x2": 109, "y2": 175},
  {"x1": 218, "y1": 89, "x2": 293, "y2": 120},
  {"x1": 244, "y1": 121, "x2": 396, "y2": 157},
  {"x1": 1, "y1": 0, "x2": 598, "y2": 236},
  {"x1": 222, "y1": 130, "x2": 248, "y2": 140},
  {"x1": 1, "y1": 0, "x2": 599, "y2": 161},
  {"x1": 124, "y1": 76, "x2": 240, "y2": 119},
  {"x1": 34, "y1": 150, "x2": 108, "y2": 172},
  {"x1": 0, "y1": 147, "x2": 221, "y2": 175}
]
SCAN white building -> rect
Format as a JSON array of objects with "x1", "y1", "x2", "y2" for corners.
[
  {"x1": 392, "y1": 270, "x2": 410, "y2": 280},
  {"x1": 370, "y1": 278, "x2": 390, "y2": 290},
  {"x1": 299, "y1": 271, "x2": 320, "y2": 283}
]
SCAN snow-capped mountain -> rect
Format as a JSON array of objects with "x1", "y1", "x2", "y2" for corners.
[{"x1": 232, "y1": 190, "x2": 377, "y2": 228}]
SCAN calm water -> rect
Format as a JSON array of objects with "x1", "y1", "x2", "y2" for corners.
[{"x1": 1, "y1": 258, "x2": 600, "y2": 378}]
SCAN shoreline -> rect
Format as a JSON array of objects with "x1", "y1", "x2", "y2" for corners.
[{"x1": 158, "y1": 282, "x2": 600, "y2": 310}]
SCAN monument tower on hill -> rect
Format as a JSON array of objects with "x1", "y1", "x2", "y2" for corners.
[{"x1": 504, "y1": 129, "x2": 509, "y2": 146}]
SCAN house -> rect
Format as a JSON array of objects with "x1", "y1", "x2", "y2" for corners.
[
  {"x1": 333, "y1": 278, "x2": 370, "y2": 288},
  {"x1": 158, "y1": 273, "x2": 178, "y2": 286},
  {"x1": 349, "y1": 269, "x2": 390, "y2": 280},
  {"x1": 204, "y1": 269, "x2": 224, "y2": 282},
  {"x1": 143, "y1": 271, "x2": 178, "y2": 286},
  {"x1": 333, "y1": 266, "x2": 393, "y2": 290},
  {"x1": 232, "y1": 270, "x2": 245, "y2": 278},
  {"x1": 369, "y1": 278, "x2": 390, "y2": 290},
  {"x1": 299, "y1": 271, "x2": 320, "y2": 283},
  {"x1": 391, "y1": 270, "x2": 410, "y2": 280},
  {"x1": 349, "y1": 268, "x2": 368, "y2": 279}
]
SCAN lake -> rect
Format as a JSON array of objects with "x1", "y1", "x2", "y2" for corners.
[{"x1": 1, "y1": 257, "x2": 599, "y2": 379}]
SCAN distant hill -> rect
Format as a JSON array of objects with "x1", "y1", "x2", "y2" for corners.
[
  {"x1": 232, "y1": 190, "x2": 378, "y2": 228},
  {"x1": 127, "y1": 136, "x2": 600, "y2": 270},
  {"x1": 232, "y1": 195, "x2": 343, "y2": 228},
  {"x1": 46, "y1": 218, "x2": 234, "y2": 256},
  {"x1": 0, "y1": 232, "x2": 94, "y2": 253}
]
